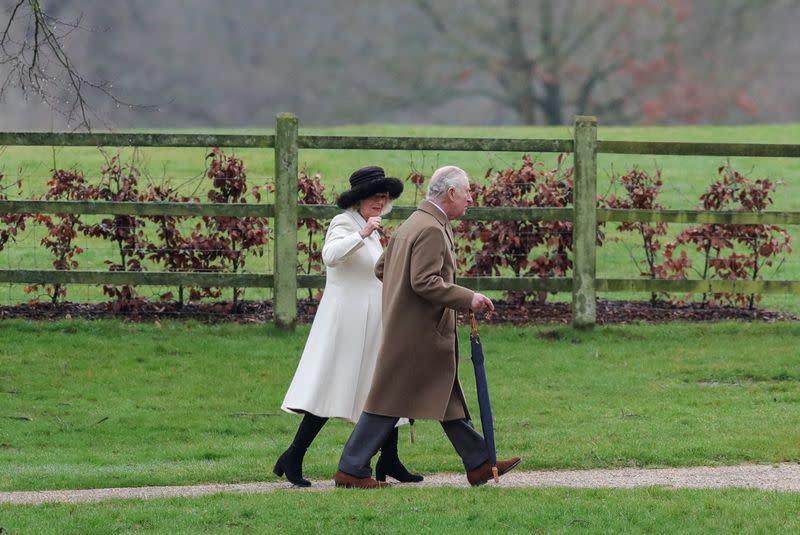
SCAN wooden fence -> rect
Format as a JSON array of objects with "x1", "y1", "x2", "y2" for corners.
[{"x1": 2, "y1": 113, "x2": 800, "y2": 328}]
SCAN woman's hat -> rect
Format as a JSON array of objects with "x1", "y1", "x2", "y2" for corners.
[{"x1": 336, "y1": 166, "x2": 404, "y2": 209}]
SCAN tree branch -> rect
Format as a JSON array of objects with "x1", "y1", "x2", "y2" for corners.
[{"x1": 0, "y1": 0, "x2": 152, "y2": 130}]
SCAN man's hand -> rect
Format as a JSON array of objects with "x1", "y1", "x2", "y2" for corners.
[
  {"x1": 470, "y1": 293, "x2": 494, "y2": 313},
  {"x1": 360, "y1": 216, "x2": 382, "y2": 238}
]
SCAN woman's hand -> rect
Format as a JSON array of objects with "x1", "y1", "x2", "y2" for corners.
[{"x1": 359, "y1": 216, "x2": 382, "y2": 238}]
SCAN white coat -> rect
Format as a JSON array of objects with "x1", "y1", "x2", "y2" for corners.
[{"x1": 281, "y1": 209, "x2": 387, "y2": 422}]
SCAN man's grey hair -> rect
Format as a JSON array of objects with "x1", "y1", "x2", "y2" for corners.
[{"x1": 427, "y1": 166, "x2": 468, "y2": 200}]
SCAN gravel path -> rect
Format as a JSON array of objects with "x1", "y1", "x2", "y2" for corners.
[{"x1": 3, "y1": 463, "x2": 800, "y2": 505}]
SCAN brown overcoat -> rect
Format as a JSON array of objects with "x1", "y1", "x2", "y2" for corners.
[{"x1": 364, "y1": 200, "x2": 474, "y2": 421}]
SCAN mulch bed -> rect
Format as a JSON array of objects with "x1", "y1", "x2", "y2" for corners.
[
  {"x1": 487, "y1": 299, "x2": 798, "y2": 324},
  {"x1": 0, "y1": 299, "x2": 796, "y2": 324}
]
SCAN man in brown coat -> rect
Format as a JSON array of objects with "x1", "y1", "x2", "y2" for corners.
[{"x1": 334, "y1": 165, "x2": 521, "y2": 488}]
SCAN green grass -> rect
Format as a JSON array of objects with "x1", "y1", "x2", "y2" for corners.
[
  {"x1": 2, "y1": 122, "x2": 800, "y2": 309},
  {"x1": 3, "y1": 320, "x2": 800, "y2": 493},
  {"x1": 4, "y1": 319, "x2": 800, "y2": 532},
  {"x1": 3, "y1": 487, "x2": 800, "y2": 534}
]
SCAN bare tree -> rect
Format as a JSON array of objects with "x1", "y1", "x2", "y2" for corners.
[
  {"x1": 0, "y1": 0, "x2": 142, "y2": 130},
  {"x1": 364, "y1": 0, "x2": 800, "y2": 125},
  {"x1": 2, "y1": 0, "x2": 799, "y2": 129}
]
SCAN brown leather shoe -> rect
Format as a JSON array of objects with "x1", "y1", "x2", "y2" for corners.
[
  {"x1": 334, "y1": 470, "x2": 392, "y2": 489},
  {"x1": 467, "y1": 457, "x2": 521, "y2": 486}
]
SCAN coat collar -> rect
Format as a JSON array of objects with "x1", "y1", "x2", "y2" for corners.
[
  {"x1": 418, "y1": 199, "x2": 448, "y2": 225},
  {"x1": 345, "y1": 207, "x2": 367, "y2": 226},
  {"x1": 418, "y1": 200, "x2": 454, "y2": 249}
]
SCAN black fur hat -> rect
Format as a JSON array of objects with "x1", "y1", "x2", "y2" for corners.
[{"x1": 335, "y1": 166, "x2": 404, "y2": 209}]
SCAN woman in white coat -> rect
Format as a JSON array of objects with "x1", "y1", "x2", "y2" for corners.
[{"x1": 274, "y1": 166, "x2": 422, "y2": 487}]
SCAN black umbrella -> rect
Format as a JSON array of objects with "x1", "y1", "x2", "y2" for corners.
[{"x1": 469, "y1": 312, "x2": 499, "y2": 482}]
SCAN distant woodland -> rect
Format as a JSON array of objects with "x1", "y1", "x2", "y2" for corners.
[{"x1": 3, "y1": 0, "x2": 800, "y2": 129}]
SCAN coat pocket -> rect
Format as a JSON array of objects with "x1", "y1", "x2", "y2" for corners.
[{"x1": 435, "y1": 309, "x2": 454, "y2": 337}]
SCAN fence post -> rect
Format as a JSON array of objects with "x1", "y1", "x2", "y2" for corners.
[
  {"x1": 572, "y1": 115, "x2": 598, "y2": 329},
  {"x1": 274, "y1": 113, "x2": 298, "y2": 329}
]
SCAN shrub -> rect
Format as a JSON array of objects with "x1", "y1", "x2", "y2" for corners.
[
  {"x1": 200, "y1": 148, "x2": 270, "y2": 309},
  {"x1": 658, "y1": 163, "x2": 791, "y2": 309},
  {"x1": 80, "y1": 152, "x2": 148, "y2": 309},
  {"x1": 26, "y1": 169, "x2": 89, "y2": 303},
  {"x1": 0, "y1": 173, "x2": 26, "y2": 257},
  {"x1": 140, "y1": 183, "x2": 200, "y2": 305},
  {"x1": 456, "y1": 154, "x2": 582, "y2": 304},
  {"x1": 603, "y1": 167, "x2": 668, "y2": 304},
  {"x1": 296, "y1": 168, "x2": 327, "y2": 300}
]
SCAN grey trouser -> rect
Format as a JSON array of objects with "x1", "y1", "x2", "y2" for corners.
[{"x1": 338, "y1": 411, "x2": 489, "y2": 478}]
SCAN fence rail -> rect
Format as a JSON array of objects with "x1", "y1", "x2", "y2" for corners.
[
  {"x1": 0, "y1": 132, "x2": 276, "y2": 148},
  {"x1": 0, "y1": 200, "x2": 276, "y2": 217},
  {"x1": 5, "y1": 201, "x2": 800, "y2": 225},
  {"x1": 597, "y1": 140, "x2": 800, "y2": 157},
  {"x1": 0, "y1": 270, "x2": 275, "y2": 288},
  {"x1": 0, "y1": 132, "x2": 572, "y2": 153},
  {"x1": 597, "y1": 208, "x2": 800, "y2": 225},
  {"x1": 1, "y1": 269, "x2": 796, "y2": 295},
  {"x1": 6, "y1": 132, "x2": 800, "y2": 157},
  {"x1": 2, "y1": 113, "x2": 800, "y2": 328}
]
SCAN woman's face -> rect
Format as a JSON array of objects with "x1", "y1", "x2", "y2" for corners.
[{"x1": 358, "y1": 192, "x2": 390, "y2": 218}]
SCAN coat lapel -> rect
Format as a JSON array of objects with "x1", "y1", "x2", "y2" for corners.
[{"x1": 444, "y1": 224, "x2": 455, "y2": 252}]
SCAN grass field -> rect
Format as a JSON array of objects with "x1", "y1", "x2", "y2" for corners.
[
  {"x1": 3, "y1": 319, "x2": 800, "y2": 491},
  {"x1": 2, "y1": 319, "x2": 800, "y2": 532},
  {"x1": 4, "y1": 487, "x2": 800, "y2": 534}
]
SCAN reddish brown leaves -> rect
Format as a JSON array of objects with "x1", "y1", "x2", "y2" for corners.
[
  {"x1": 456, "y1": 154, "x2": 580, "y2": 305},
  {"x1": 658, "y1": 164, "x2": 791, "y2": 309}
]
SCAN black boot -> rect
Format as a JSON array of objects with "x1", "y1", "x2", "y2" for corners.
[
  {"x1": 375, "y1": 426, "x2": 423, "y2": 483},
  {"x1": 273, "y1": 412, "x2": 328, "y2": 487}
]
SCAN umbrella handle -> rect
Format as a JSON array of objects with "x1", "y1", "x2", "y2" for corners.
[
  {"x1": 469, "y1": 312, "x2": 478, "y2": 337},
  {"x1": 492, "y1": 466, "x2": 499, "y2": 482}
]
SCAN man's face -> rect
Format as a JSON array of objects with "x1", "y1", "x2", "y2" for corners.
[{"x1": 447, "y1": 177, "x2": 473, "y2": 218}]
